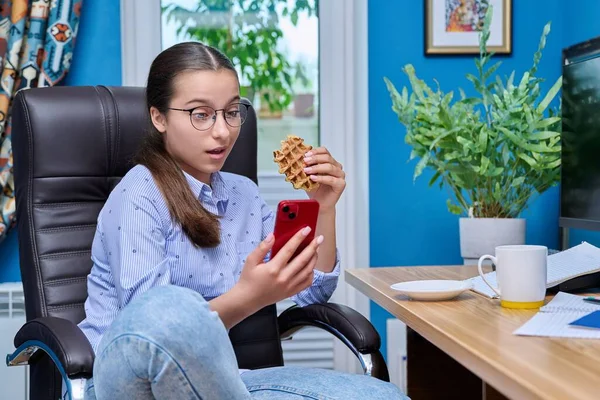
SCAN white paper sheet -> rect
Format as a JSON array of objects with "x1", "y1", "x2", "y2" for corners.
[
  {"x1": 467, "y1": 271, "x2": 499, "y2": 298},
  {"x1": 513, "y1": 311, "x2": 600, "y2": 339},
  {"x1": 545, "y1": 242, "x2": 600, "y2": 286},
  {"x1": 539, "y1": 292, "x2": 600, "y2": 313}
]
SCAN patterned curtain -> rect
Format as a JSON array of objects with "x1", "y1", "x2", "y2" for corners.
[{"x1": 0, "y1": 0, "x2": 82, "y2": 242}]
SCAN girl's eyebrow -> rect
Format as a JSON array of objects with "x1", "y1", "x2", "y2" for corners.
[{"x1": 184, "y1": 95, "x2": 241, "y2": 108}]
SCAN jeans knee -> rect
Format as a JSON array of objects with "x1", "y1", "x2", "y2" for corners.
[
  {"x1": 110, "y1": 285, "x2": 224, "y2": 346},
  {"x1": 372, "y1": 380, "x2": 408, "y2": 399},
  {"x1": 139, "y1": 284, "x2": 206, "y2": 308}
]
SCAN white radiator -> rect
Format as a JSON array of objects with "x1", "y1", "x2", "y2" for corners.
[
  {"x1": 276, "y1": 298, "x2": 334, "y2": 369},
  {"x1": 0, "y1": 282, "x2": 29, "y2": 400},
  {"x1": 386, "y1": 318, "x2": 407, "y2": 393}
]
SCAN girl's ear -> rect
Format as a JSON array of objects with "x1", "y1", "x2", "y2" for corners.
[{"x1": 150, "y1": 106, "x2": 167, "y2": 133}]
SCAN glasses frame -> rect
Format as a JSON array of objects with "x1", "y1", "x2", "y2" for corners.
[{"x1": 167, "y1": 102, "x2": 250, "y2": 131}]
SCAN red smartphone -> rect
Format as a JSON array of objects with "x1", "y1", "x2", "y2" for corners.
[{"x1": 271, "y1": 199, "x2": 320, "y2": 260}]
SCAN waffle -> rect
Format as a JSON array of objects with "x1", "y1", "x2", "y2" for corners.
[{"x1": 273, "y1": 135, "x2": 320, "y2": 191}]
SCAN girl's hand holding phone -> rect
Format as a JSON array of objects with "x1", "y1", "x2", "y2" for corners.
[{"x1": 236, "y1": 226, "x2": 324, "y2": 308}]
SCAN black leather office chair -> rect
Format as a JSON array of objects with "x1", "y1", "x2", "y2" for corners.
[{"x1": 5, "y1": 86, "x2": 389, "y2": 400}]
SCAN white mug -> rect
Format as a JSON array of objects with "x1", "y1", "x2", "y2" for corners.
[{"x1": 477, "y1": 245, "x2": 547, "y2": 309}]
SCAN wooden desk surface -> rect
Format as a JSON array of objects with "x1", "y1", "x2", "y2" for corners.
[{"x1": 346, "y1": 266, "x2": 600, "y2": 400}]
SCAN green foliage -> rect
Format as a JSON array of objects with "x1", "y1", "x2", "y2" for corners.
[
  {"x1": 163, "y1": 0, "x2": 317, "y2": 113},
  {"x1": 383, "y1": 6, "x2": 562, "y2": 218},
  {"x1": 293, "y1": 58, "x2": 312, "y2": 92}
]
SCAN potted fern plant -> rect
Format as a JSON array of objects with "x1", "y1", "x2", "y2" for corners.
[{"x1": 384, "y1": 7, "x2": 562, "y2": 264}]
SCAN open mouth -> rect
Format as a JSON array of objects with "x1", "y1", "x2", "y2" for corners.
[{"x1": 207, "y1": 147, "x2": 226, "y2": 155}]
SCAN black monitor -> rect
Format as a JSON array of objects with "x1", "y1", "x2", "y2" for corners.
[{"x1": 559, "y1": 36, "x2": 600, "y2": 231}]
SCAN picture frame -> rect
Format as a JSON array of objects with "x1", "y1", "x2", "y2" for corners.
[{"x1": 425, "y1": 0, "x2": 512, "y2": 55}]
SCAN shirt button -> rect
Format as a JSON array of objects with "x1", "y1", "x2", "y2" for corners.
[
  {"x1": 220, "y1": 273, "x2": 224, "y2": 276},
  {"x1": 189, "y1": 275, "x2": 193, "y2": 279}
]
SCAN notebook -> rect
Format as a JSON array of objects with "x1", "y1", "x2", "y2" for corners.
[
  {"x1": 540, "y1": 291, "x2": 600, "y2": 313},
  {"x1": 513, "y1": 311, "x2": 600, "y2": 339},
  {"x1": 466, "y1": 242, "x2": 600, "y2": 299},
  {"x1": 514, "y1": 292, "x2": 600, "y2": 338}
]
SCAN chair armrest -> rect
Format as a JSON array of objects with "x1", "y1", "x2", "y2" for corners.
[
  {"x1": 278, "y1": 303, "x2": 389, "y2": 381},
  {"x1": 7, "y1": 317, "x2": 94, "y2": 379},
  {"x1": 279, "y1": 303, "x2": 380, "y2": 352}
]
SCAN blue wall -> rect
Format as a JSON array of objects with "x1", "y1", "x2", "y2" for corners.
[
  {"x1": 0, "y1": 0, "x2": 122, "y2": 283},
  {"x1": 64, "y1": 0, "x2": 122, "y2": 87},
  {"x1": 562, "y1": 0, "x2": 600, "y2": 49},
  {"x1": 368, "y1": 0, "x2": 569, "y2": 357}
]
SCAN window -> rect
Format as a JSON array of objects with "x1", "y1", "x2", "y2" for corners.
[{"x1": 161, "y1": 0, "x2": 319, "y2": 174}]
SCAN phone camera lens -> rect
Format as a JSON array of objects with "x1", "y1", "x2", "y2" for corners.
[
  {"x1": 282, "y1": 205, "x2": 290, "y2": 213},
  {"x1": 288, "y1": 212, "x2": 296, "y2": 219}
]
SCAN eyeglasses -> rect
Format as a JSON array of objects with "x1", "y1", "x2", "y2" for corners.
[{"x1": 168, "y1": 102, "x2": 250, "y2": 131}]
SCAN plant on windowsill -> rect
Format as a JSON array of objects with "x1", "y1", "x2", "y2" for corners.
[
  {"x1": 292, "y1": 58, "x2": 315, "y2": 118},
  {"x1": 383, "y1": 6, "x2": 562, "y2": 264},
  {"x1": 163, "y1": 0, "x2": 318, "y2": 118}
]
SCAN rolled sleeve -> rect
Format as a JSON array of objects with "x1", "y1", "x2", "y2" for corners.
[{"x1": 292, "y1": 248, "x2": 341, "y2": 307}]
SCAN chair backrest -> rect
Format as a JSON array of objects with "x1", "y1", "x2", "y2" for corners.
[{"x1": 12, "y1": 86, "x2": 283, "y2": 380}]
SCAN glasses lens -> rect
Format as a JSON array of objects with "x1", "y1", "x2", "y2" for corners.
[
  {"x1": 190, "y1": 106, "x2": 216, "y2": 131},
  {"x1": 224, "y1": 103, "x2": 248, "y2": 127}
]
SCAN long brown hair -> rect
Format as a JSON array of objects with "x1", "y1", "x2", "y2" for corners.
[{"x1": 135, "y1": 42, "x2": 237, "y2": 248}]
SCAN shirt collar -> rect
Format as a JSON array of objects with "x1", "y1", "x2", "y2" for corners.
[
  {"x1": 182, "y1": 169, "x2": 229, "y2": 205},
  {"x1": 210, "y1": 172, "x2": 229, "y2": 204}
]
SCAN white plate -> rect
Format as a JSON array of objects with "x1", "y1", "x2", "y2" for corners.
[{"x1": 389, "y1": 280, "x2": 473, "y2": 301}]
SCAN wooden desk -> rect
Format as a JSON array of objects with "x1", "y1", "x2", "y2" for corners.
[{"x1": 346, "y1": 266, "x2": 600, "y2": 400}]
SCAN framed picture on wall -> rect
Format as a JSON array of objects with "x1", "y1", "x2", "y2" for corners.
[{"x1": 425, "y1": 0, "x2": 512, "y2": 55}]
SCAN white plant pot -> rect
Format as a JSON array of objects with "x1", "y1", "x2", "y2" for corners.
[{"x1": 459, "y1": 217, "x2": 526, "y2": 265}]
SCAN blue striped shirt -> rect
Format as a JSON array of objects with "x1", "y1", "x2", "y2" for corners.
[{"x1": 78, "y1": 165, "x2": 340, "y2": 353}]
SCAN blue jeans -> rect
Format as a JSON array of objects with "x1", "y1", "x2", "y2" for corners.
[{"x1": 84, "y1": 285, "x2": 408, "y2": 399}]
